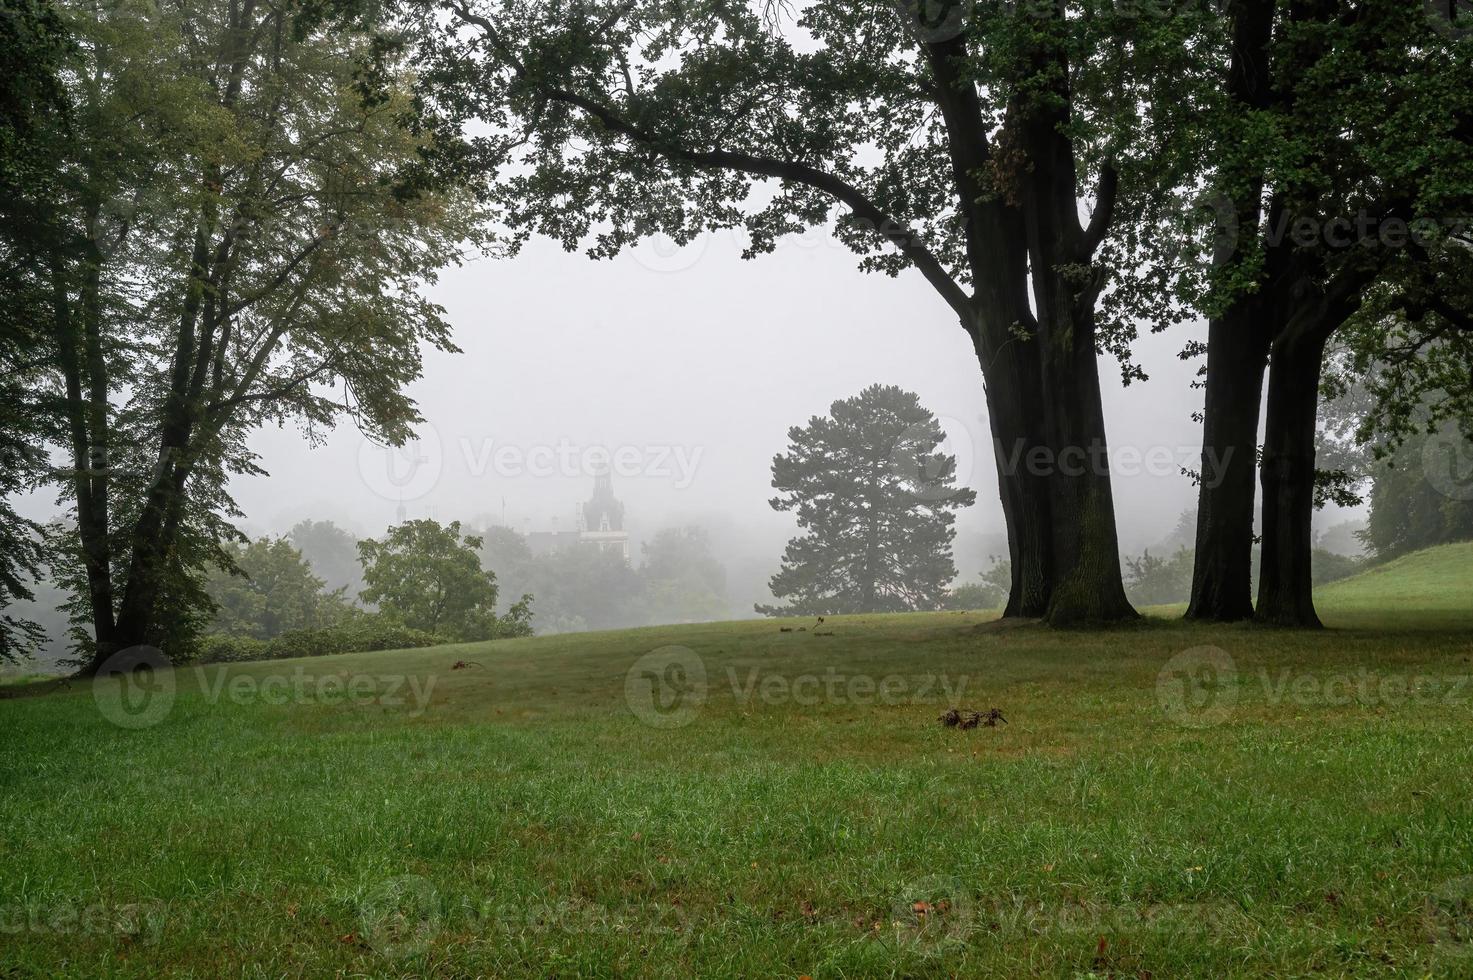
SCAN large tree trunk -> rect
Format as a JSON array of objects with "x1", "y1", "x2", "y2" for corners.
[
  {"x1": 1255, "y1": 325, "x2": 1329, "y2": 628},
  {"x1": 103, "y1": 222, "x2": 215, "y2": 665},
  {"x1": 924, "y1": 34, "x2": 1053, "y2": 618},
  {"x1": 970, "y1": 325, "x2": 1053, "y2": 617},
  {"x1": 1186, "y1": 302, "x2": 1271, "y2": 621},
  {"x1": 1187, "y1": 0, "x2": 1276, "y2": 622},
  {"x1": 52, "y1": 244, "x2": 117, "y2": 676},
  {"x1": 1035, "y1": 305, "x2": 1137, "y2": 625},
  {"x1": 1014, "y1": 27, "x2": 1136, "y2": 625}
]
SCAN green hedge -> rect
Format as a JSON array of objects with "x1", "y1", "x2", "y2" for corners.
[{"x1": 195, "y1": 618, "x2": 446, "y2": 664}]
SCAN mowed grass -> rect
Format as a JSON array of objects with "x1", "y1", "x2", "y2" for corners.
[{"x1": 4, "y1": 550, "x2": 1473, "y2": 977}]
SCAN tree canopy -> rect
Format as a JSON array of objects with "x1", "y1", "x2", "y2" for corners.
[{"x1": 759, "y1": 384, "x2": 975, "y2": 616}]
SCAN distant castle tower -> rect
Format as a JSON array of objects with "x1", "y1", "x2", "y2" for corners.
[
  {"x1": 525, "y1": 468, "x2": 630, "y2": 563},
  {"x1": 578, "y1": 469, "x2": 629, "y2": 561}
]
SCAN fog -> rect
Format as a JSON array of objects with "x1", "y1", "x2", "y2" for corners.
[{"x1": 235, "y1": 228, "x2": 1229, "y2": 597}]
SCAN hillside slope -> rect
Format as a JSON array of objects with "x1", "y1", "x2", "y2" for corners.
[{"x1": 1317, "y1": 541, "x2": 1473, "y2": 626}]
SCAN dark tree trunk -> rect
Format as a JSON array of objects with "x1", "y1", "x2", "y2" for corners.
[
  {"x1": 1035, "y1": 304, "x2": 1136, "y2": 625},
  {"x1": 53, "y1": 244, "x2": 117, "y2": 676},
  {"x1": 1255, "y1": 325, "x2": 1330, "y2": 628},
  {"x1": 1185, "y1": 0, "x2": 1276, "y2": 622},
  {"x1": 1186, "y1": 303, "x2": 1271, "y2": 621},
  {"x1": 925, "y1": 34, "x2": 1053, "y2": 618},
  {"x1": 104, "y1": 223, "x2": 215, "y2": 664},
  {"x1": 970, "y1": 325, "x2": 1053, "y2": 618},
  {"x1": 1014, "y1": 29, "x2": 1136, "y2": 626}
]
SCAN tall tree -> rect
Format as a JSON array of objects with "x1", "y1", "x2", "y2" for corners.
[
  {"x1": 0, "y1": 0, "x2": 72, "y2": 661},
  {"x1": 32, "y1": 0, "x2": 485, "y2": 669},
  {"x1": 1146, "y1": 0, "x2": 1473, "y2": 625},
  {"x1": 758, "y1": 384, "x2": 974, "y2": 616},
  {"x1": 358, "y1": 519, "x2": 531, "y2": 640},
  {"x1": 407, "y1": 0, "x2": 1215, "y2": 623},
  {"x1": 641, "y1": 526, "x2": 728, "y2": 624},
  {"x1": 288, "y1": 519, "x2": 365, "y2": 597},
  {"x1": 205, "y1": 536, "x2": 350, "y2": 639}
]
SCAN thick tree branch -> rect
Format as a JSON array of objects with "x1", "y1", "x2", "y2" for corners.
[
  {"x1": 1081, "y1": 162, "x2": 1118, "y2": 257},
  {"x1": 449, "y1": 4, "x2": 972, "y2": 321}
]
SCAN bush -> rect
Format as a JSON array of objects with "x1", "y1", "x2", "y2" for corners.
[
  {"x1": 192, "y1": 614, "x2": 446, "y2": 664},
  {"x1": 1311, "y1": 548, "x2": 1364, "y2": 586},
  {"x1": 1124, "y1": 548, "x2": 1195, "y2": 606},
  {"x1": 943, "y1": 558, "x2": 1011, "y2": 611}
]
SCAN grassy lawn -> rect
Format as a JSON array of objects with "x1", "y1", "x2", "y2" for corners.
[{"x1": 4, "y1": 547, "x2": 1473, "y2": 977}]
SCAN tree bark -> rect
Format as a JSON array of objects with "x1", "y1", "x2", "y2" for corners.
[
  {"x1": 1014, "y1": 27, "x2": 1136, "y2": 625},
  {"x1": 1185, "y1": 0, "x2": 1276, "y2": 622},
  {"x1": 1255, "y1": 323, "x2": 1330, "y2": 628},
  {"x1": 52, "y1": 244, "x2": 117, "y2": 675},
  {"x1": 1035, "y1": 302, "x2": 1137, "y2": 625},
  {"x1": 970, "y1": 324, "x2": 1053, "y2": 617},
  {"x1": 925, "y1": 34, "x2": 1054, "y2": 618},
  {"x1": 1186, "y1": 302, "x2": 1271, "y2": 621}
]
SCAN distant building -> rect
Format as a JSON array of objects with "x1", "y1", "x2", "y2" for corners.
[{"x1": 525, "y1": 471, "x2": 631, "y2": 563}]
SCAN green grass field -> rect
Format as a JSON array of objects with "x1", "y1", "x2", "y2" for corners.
[{"x1": 4, "y1": 546, "x2": 1473, "y2": 977}]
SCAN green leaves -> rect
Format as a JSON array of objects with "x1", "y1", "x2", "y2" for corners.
[
  {"x1": 359, "y1": 519, "x2": 526, "y2": 641},
  {"x1": 761, "y1": 384, "x2": 975, "y2": 616}
]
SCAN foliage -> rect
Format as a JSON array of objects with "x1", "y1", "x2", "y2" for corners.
[
  {"x1": 192, "y1": 612, "x2": 445, "y2": 664},
  {"x1": 359, "y1": 519, "x2": 531, "y2": 641},
  {"x1": 205, "y1": 537, "x2": 351, "y2": 640},
  {"x1": 639, "y1": 527, "x2": 727, "y2": 625},
  {"x1": 1126, "y1": 545, "x2": 1360, "y2": 605},
  {"x1": 1124, "y1": 548, "x2": 1196, "y2": 607},
  {"x1": 759, "y1": 385, "x2": 975, "y2": 616},
  {"x1": 0, "y1": 0, "x2": 73, "y2": 662},
  {"x1": 476, "y1": 525, "x2": 536, "y2": 615},
  {"x1": 1364, "y1": 423, "x2": 1473, "y2": 559},
  {"x1": 517, "y1": 544, "x2": 644, "y2": 635},
  {"x1": 288, "y1": 520, "x2": 366, "y2": 598},
  {"x1": 943, "y1": 558, "x2": 1011, "y2": 611},
  {"x1": 477, "y1": 523, "x2": 730, "y2": 634},
  {"x1": 23, "y1": 0, "x2": 488, "y2": 669}
]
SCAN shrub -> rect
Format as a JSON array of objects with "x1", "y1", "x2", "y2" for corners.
[{"x1": 192, "y1": 614, "x2": 446, "y2": 664}]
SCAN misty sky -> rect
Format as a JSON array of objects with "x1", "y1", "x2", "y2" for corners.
[{"x1": 237, "y1": 229, "x2": 1220, "y2": 555}]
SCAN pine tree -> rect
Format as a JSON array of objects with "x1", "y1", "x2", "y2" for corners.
[{"x1": 758, "y1": 385, "x2": 975, "y2": 616}]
